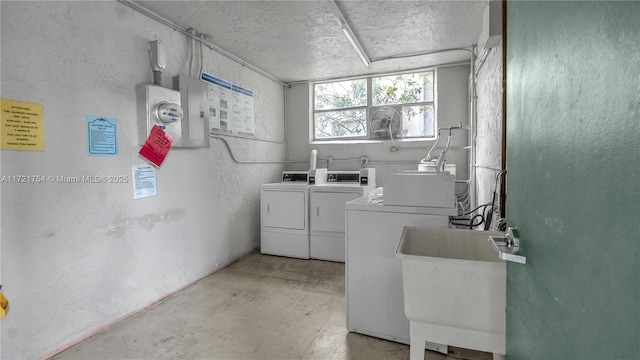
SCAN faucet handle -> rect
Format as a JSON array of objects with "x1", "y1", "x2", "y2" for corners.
[
  {"x1": 488, "y1": 227, "x2": 526, "y2": 264},
  {"x1": 506, "y1": 227, "x2": 520, "y2": 252}
]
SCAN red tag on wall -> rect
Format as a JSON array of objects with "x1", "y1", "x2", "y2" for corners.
[{"x1": 139, "y1": 125, "x2": 173, "y2": 167}]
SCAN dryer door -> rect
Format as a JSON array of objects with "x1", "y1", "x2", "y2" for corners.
[
  {"x1": 261, "y1": 189, "x2": 307, "y2": 230},
  {"x1": 311, "y1": 190, "x2": 361, "y2": 232}
]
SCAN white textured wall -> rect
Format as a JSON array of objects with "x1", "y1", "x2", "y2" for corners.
[
  {"x1": 475, "y1": 43, "x2": 504, "y2": 227},
  {"x1": 0, "y1": 2, "x2": 285, "y2": 359},
  {"x1": 285, "y1": 65, "x2": 471, "y2": 194}
]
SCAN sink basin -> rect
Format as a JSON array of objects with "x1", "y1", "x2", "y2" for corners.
[{"x1": 396, "y1": 226, "x2": 506, "y2": 358}]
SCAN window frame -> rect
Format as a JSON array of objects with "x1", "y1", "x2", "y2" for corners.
[{"x1": 311, "y1": 69, "x2": 436, "y2": 143}]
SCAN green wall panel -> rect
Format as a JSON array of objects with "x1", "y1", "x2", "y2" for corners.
[{"x1": 506, "y1": 1, "x2": 640, "y2": 359}]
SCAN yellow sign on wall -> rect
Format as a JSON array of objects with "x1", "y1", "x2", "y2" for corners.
[
  {"x1": 0, "y1": 290, "x2": 8, "y2": 319},
  {"x1": 1, "y1": 99, "x2": 44, "y2": 151}
]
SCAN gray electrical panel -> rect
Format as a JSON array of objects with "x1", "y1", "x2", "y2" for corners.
[{"x1": 173, "y1": 75, "x2": 210, "y2": 148}]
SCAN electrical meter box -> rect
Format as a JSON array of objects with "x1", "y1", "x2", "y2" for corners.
[
  {"x1": 137, "y1": 83, "x2": 183, "y2": 146},
  {"x1": 136, "y1": 76, "x2": 209, "y2": 148},
  {"x1": 173, "y1": 75, "x2": 210, "y2": 148}
]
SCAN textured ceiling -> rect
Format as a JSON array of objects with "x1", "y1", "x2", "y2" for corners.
[{"x1": 134, "y1": 1, "x2": 487, "y2": 83}]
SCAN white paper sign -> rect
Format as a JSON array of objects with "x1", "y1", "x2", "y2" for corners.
[{"x1": 132, "y1": 163, "x2": 157, "y2": 199}]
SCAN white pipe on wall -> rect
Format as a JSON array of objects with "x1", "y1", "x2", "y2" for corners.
[
  {"x1": 310, "y1": 149, "x2": 318, "y2": 169},
  {"x1": 469, "y1": 48, "x2": 478, "y2": 211},
  {"x1": 211, "y1": 136, "x2": 302, "y2": 164}
]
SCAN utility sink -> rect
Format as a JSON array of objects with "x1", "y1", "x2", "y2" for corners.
[{"x1": 396, "y1": 226, "x2": 506, "y2": 359}]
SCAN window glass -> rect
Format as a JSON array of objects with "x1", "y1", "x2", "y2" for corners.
[
  {"x1": 314, "y1": 109, "x2": 367, "y2": 139},
  {"x1": 314, "y1": 79, "x2": 367, "y2": 110},
  {"x1": 402, "y1": 105, "x2": 434, "y2": 138},
  {"x1": 372, "y1": 72, "x2": 433, "y2": 106}
]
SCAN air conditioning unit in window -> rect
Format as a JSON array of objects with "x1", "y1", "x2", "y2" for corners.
[{"x1": 369, "y1": 106, "x2": 402, "y2": 139}]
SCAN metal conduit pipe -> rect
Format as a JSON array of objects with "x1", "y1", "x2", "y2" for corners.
[
  {"x1": 368, "y1": 161, "x2": 421, "y2": 165},
  {"x1": 117, "y1": 0, "x2": 286, "y2": 86},
  {"x1": 117, "y1": 0, "x2": 288, "y2": 145},
  {"x1": 287, "y1": 61, "x2": 471, "y2": 86},
  {"x1": 474, "y1": 47, "x2": 491, "y2": 77},
  {"x1": 211, "y1": 136, "x2": 303, "y2": 165},
  {"x1": 474, "y1": 164, "x2": 503, "y2": 172},
  {"x1": 318, "y1": 158, "x2": 441, "y2": 166}
]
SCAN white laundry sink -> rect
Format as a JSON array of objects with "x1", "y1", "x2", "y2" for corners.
[{"x1": 396, "y1": 226, "x2": 506, "y2": 359}]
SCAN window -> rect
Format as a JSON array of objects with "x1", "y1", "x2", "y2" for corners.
[{"x1": 313, "y1": 71, "x2": 435, "y2": 141}]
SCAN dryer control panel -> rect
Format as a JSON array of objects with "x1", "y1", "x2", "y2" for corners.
[
  {"x1": 282, "y1": 171, "x2": 309, "y2": 182},
  {"x1": 281, "y1": 169, "x2": 328, "y2": 184},
  {"x1": 326, "y1": 172, "x2": 359, "y2": 183},
  {"x1": 324, "y1": 168, "x2": 375, "y2": 186}
]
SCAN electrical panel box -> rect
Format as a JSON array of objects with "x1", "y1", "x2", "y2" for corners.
[
  {"x1": 137, "y1": 83, "x2": 183, "y2": 146},
  {"x1": 173, "y1": 75, "x2": 210, "y2": 148}
]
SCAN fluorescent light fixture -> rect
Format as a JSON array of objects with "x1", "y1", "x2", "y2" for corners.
[
  {"x1": 324, "y1": 0, "x2": 371, "y2": 66},
  {"x1": 341, "y1": 25, "x2": 371, "y2": 66}
]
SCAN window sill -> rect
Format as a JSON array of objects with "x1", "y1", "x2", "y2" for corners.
[{"x1": 310, "y1": 137, "x2": 436, "y2": 145}]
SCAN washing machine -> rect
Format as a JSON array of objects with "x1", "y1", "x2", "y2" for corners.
[
  {"x1": 345, "y1": 186, "x2": 457, "y2": 352},
  {"x1": 260, "y1": 169, "x2": 326, "y2": 259},
  {"x1": 308, "y1": 168, "x2": 376, "y2": 262}
]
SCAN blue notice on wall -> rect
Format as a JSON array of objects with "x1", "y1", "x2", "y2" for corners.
[{"x1": 87, "y1": 115, "x2": 117, "y2": 156}]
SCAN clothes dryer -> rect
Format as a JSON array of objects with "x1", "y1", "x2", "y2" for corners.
[
  {"x1": 260, "y1": 169, "x2": 326, "y2": 259},
  {"x1": 308, "y1": 169, "x2": 376, "y2": 262}
]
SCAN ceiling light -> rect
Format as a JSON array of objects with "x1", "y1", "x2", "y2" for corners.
[
  {"x1": 324, "y1": 0, "x2": 371, "y2": 66},
  {"x1": 341, "y1": 25, "x2": 371, "y2": 67}
]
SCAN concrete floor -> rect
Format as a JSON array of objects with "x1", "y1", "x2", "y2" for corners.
[{"x1": 50, "y1": 251, "x2": 492, "y2": 360}]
